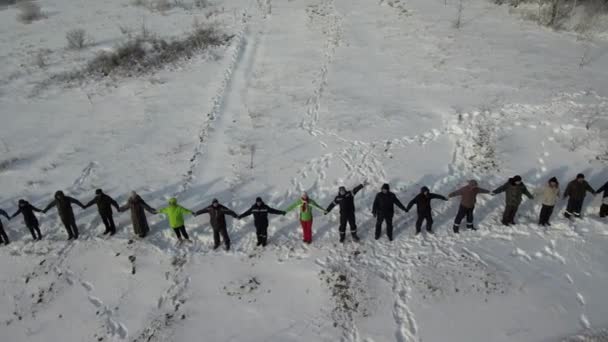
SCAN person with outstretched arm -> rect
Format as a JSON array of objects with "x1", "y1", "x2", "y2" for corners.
[
  {"x1": 492, "y1": 175, "x2": 533, "y2": 226},
  {"x1": 43, "y1": 191, "x2": 86, "y2": 240},
  {"x1": 195, "y1": 199, "x2": 238, "y2": 251},
  {"x1": 285, "y1": 192, "x2": 326, "y2": 244},
  {"x1": 563, "y1": 173, "x2": 595, "y2": 219},
  {"x1": 448, "y1": 180, "x2": 491, "y2": 233},
  {"x1": 372, "y1": 184, "x2": 407, "y2": 241},
  {"x1": 239, "y1": 197, "x2": 285, "y2": 247},
  {"x1": 84, "y1": 189, "x2": 120, "y2": 236},
  {"x1": 595, "y1": 180, "x2": 608, "y2": 218},
  {"x1": 119, "y1": 191, "x2": 157, "y2": 238},
  {"x1": 405, "y1": 186, "x2": 448, "y2": 235},
  {"x1": 11, "y1": 199, "x2": 43, "y2": 240},
  {"x1": 325, "y1": 182, "x2": 366, "y2": 243},
  {"x1": 537, "y1": 177, "x2": 560, "y2": 226},
  {"x1": 158, "y1": 198, "x2": 193, "y2": 242},
  {"x1": 0, "y1": 208, "x2": 10, "y2": 245}
]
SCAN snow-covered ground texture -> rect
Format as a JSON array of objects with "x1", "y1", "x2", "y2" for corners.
[{"x1": 1, "y1": 0, "x2": 608, "y2": 341}]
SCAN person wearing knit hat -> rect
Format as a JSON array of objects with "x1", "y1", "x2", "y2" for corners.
[
  {"x1": 492, "y1": 175, "x2": 534, "y2": 226},
  {"x1": 537, "y1": 177, "x2": 560, "y2": 226},
  {"x1": 325, "y1": 182, "x2": 367, "y2": 243},
  {"x1": 563, "y1": 173, "x2": 595, "y2": 219},
  {"x1": 195, "y1": 199, "x2": 238, "y2": 250},
  {"x1": 83, "y1": 189, "x2": 120, "y2": 236},
  {"x1": 118, "y1": 191, "x2": 157, "y2": 238},
  {"x1": 284, "y1": 192, "x2": 326, "y2": 244},
  {"x1": 405, "y1": 186, "x2": 448, "y2": 235},
  {"x1": 239, "y1": 197, "x2": 285, "y2": 247},
  {"x1": 372, "y1": 184, "x2": 407, "y2": 241},
  {"x1": 448, "y1": 180, "x2": 491, "y2": 233}
]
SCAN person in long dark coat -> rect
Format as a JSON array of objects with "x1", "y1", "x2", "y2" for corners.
[
  {"x1": 84, "y1": 189, "x2": 120, "y2": 235},
  {"x1": 195, "y1": 199, "x2": 238, "y2": 250},
  {"x1": 563, "y1": 174, "x2": 595, "y2": 219},
  {"x1": 119, "y1": 191, "x2": 156, "y2": 238},
  {"x1": 43, "y1": 191, "x2": 85, "y2": 240},
  {"x1": 11, "y1": 199, "x2": 43, "y2": 240}
]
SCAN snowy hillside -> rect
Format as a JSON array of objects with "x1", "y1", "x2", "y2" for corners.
[{"x1": 1, "y1": 0, "x2": 608, "y2": 341}]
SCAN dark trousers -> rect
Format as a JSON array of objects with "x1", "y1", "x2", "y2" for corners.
[
  {"x1": 255, "y1": 224, "x2": 268, "y2": 246},
  {"x1": 539, "y1": 205, "x2": 554, "y2": 225},
  {"x1": 564, "y1": 198, "x2": 584, "y2": 219},
  {"x1": 339, "y1": 213, "x2": 357, "y2": 240},
  {"x1": 101, "y1": 214, "x2": 116, "y2": 235},
  {"x1": 375, "y1": 214, "x2": 393, "y2": 240},
  {"x1": 62, "y1": 218, "x2": 79, "y2": 239},
  {"x1": 453, "y1": 205, "x2": 474, "y2": 232},
  {"x1": 0, "y1": 224, "x2": 9, "y2": 244},
  {"x1": 173, "y1": 226, "x2": 190, "y2": 240},
  {"x1": 415, "y1": 211, "x2": 433, "y2": 233},
  {"x1": 600, "y1": 204, "x2": 607, "y2": 218},
  {"x1": 27, "y1": 224, "x2": 42, "y2": 240},
  {"x1": 213, "y1": 226, "x2": 230, "y2": 250},
  {"x1": 501, "y1": 205, "x2": 519, "y2": 225}
]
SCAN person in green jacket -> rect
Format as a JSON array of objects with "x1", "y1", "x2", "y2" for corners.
[
  {"x1": 158, "y1": 198, "x2": 193, "y2": 242},
  {"x1": 284, "y1": 192, "x2": 326, "y2": 244}
]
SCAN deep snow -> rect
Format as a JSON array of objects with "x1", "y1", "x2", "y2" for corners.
[{"x1": 1, "y1": 0, "x2": 608, "y2": 341}]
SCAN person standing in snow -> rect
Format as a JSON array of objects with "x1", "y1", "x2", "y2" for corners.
[
  {"x1": 448, "y1": 180, "x2": 491, "y2": 233},
  {"x1": 158, "y1": 198, "x2": 193, "y2": 242},
  {"x1": 84, "y1": 189, "x2": 120, "y2": 236},
  {"x1": 285, "y1": 192, "x2": 326, "y2": 244},
  {"x1": 195, "y1": 199, "x2": 238, "y2": 251},
  {"x1": 325, "y1": 183, "x2": 366, "y2": 243},
  {"x1": 11, "y1": 199, "x2": 43, "y2": 240},
  {"x1": 372, "y1": 184, "x2": 407, "y2": 241},
  {"x1": 119, "y1": 191, "x2": 157, "y2": 238},
  {"x1": 0, "y1": 208, "x2": 10, "y2": 245},
  {"x1": 596, "y1": 180, "x2": 608, "y2": 218},
  {"x1": 405, "y1": 186, "x2": 448, "y2": 235},
  {"x1": 537, "y1": 177, "x2": 560, "y2": 226},
  {"x1": 492, "y1": 175, "x2": 534, "y2": 226},
  {"x1": 239, "y1": 197, "x2": 285, "y2": 247},
  {"x1": 43, "y1": 191, "x2": 86, "y2": 240},
  {"x1": 563, "y1": 174, "x2": 595, "y2": 219}
]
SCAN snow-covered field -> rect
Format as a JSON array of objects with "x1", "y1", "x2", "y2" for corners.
[{"x1": 1, "y1": 0, "x2": 608, "y2": 341}]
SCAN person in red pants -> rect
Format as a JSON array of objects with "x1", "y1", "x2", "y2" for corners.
[{"x1": 285, "y1": 192, "x2": 326, "y2": 243}]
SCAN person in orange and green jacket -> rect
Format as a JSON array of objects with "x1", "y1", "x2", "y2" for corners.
[
  {"x1": 284, "y1": 192, "x2": 326, "y2": 244},
  {"x1": 158, "y1": 198, "x2": 193, "y2": 242}
]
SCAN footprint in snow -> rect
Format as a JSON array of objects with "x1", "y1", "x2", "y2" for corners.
[
  {"x1": 81, "y1": 281, "x2": 94, "y2": 292},
  {"x1": 88, "y1": 295, "x2": 103, "y2": 308}
]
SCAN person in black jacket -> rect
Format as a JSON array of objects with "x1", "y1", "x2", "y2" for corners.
[
  {"x1": 325, "y1": 183, "x2": 366, "y2": 243},
  {"x1": 84, "y1": 189, "x2": 120, "y2": 235},
  {"x1": 405, "y1": 186, "x2": 448, "y2": 235},
  {"x1": 596, "y1": 181, "x2": 608, "y2": 218},
  {"x1": 372, "y1": 183, "x2": 407, "y2": 241},
  {"x1": 238, "y1": 197, "x2": 285, "y2": 247},
  {"x1": 196, "y1": 199, "x2": 238, "y2": 250},
  {"x1": 563, "y1": 174, "x2": 595, "y2": 219},
  {"x1": 11, "y1": 199, "x2": 43, "y2": 240},
  {"x1": 43, "y1": 191, "x2": 85, "y2": 240},
  {"x1": 0, "y1": 209, "x2": 10, "y2": 245}
]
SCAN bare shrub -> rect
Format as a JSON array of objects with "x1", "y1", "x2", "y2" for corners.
[
  {"x1": 66, "y1": 28, "x2": 88, "y2": 49},
  {"x1": 17, "y1": 0, "x2": 45, "y2": 23}
]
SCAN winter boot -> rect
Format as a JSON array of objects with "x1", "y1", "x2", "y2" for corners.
[{"x1": 351, "y1": 233, "x2": 360, "y2": 242}]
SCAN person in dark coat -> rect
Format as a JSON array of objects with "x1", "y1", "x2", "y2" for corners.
[
  {"x1": 196, "y1": 199, "x2": 238, "y2": 250},
  {"x1": 325, "y1": 183, "x2": 366, "y2": 243},
  {"x1": 492, "y1": 175, "x2": 534, "y2": 226},
  {"x1": 595, "y1": 181, "x2": 608, "y2": 218},
  {"x1": 448, "y1": 180, "x2": 491, "y2": 233},
  {"x1": 119, "y1": 191, "x2": 156, "y2": 238},
  {"x1": 563, "y1": 174, "x2": 595, "y2": 219},
  {"x1": 43, "y1": 191, "x2": 85, "y2": 240},
  {"x1": 0, "y1": 209, "x2": 10, "y2": 245},
  {"x1": 84, "y1": 189, "x2": 120, "y2": 235},
  {"x1": 372, "y1": 184, "x2": 407, "y2": 241},
  {"x1": 405, "y1": 186, "x2": 448, "y2": 235},
  {"x1": 238, "y1": 197, "x2": 285, "y2": 247},
  {"x1": 11, "y1": 199, "x2": 43, "y2": 240}
]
